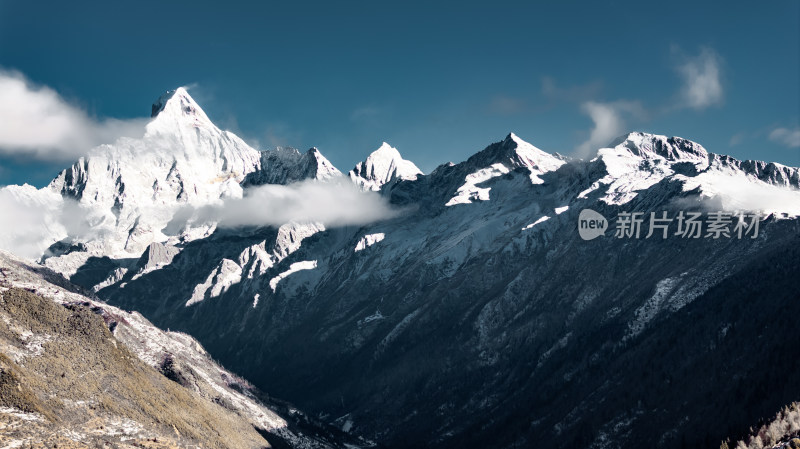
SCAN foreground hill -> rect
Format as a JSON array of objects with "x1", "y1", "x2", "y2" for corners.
[{"x1": 0, "y1": 250, "x2": 363, "y2": 448}]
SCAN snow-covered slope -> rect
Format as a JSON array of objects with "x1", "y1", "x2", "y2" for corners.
[
  {"x1": 585, "y1": 132, "x2": 800, "y2": 211},
  {"x1": 442, "y1": 132, "x2": 565, "y2": 206},
  {"x1": 4, "y1": 87, "x2": 800, "y2": 449}
]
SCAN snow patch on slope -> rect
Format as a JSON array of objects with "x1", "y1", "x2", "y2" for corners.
[
  {"x1": 269, "y1": 260, "x2": 318, "y2": 292},
  {"x1": 446, "y1": 163, "x2": 510, "y2": 206},
  {"x1": 355, "y1": 233, "x2": 385, "y2": 252},
  {"x1": 186, "y1": 258, "x2": 242, "y2": 306},
  {"x1": 522, "y1": 216, "x2": 550, "y2": 230}
]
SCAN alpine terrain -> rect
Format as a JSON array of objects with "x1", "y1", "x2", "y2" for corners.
[{"x1": 4, "y1": 88, "x2": 799, "y2": 448}]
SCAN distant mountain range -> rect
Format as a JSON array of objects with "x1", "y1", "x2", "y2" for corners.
[{"x1": 2, "y1": 88, "x2": 799, "y2": 448}]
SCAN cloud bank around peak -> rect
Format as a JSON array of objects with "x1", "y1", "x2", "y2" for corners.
[
  {"x1": 170, "y1": 177, "x2": 405, "y2": 231},
  {"x1": 0, "y1": 70, "x2": 149, "y2": 162},
  {"x1": 575, "y1": 100, "x2": 645, "y2": 158}
]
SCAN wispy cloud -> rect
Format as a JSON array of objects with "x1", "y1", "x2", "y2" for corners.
[
  {"x1": 170, "y1": 177, "x2": 404, "y2": 231},
  {"x1": 541, "y1": 77, "x2": 604, "y2": 103},
  {"x1": 0, "y1": 69, "x2": 149, "y2": 161},
  {"x1": 575, "y1": 100, "x2": 645, "y2": 158},
  {"x1": 768, "y1": 126, "x2": 800, "y2": 148},
  {"x1": 487, "y1": 95, "x2": 526, "y2": 116},
  {"x1": 729, "y1": 132, "x2": 746, "y2": 147},
  {"x1": 350, "y1": 106, "x2": 382, "y2": 122},
  {"x1": 674, "y1": 47, "x2": 723, "y2": 110}
]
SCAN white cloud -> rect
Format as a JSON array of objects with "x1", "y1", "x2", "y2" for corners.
[
  {"x1": 0, "y1": 177, "x2": 402, "y2": 260},
  {"x1": 680, "y1": 171, "x2": 800, "y2": 216},
  {"x1": 0, "y1": 70, "x2": 149, "y2": 161},
  {"x1": 676, "y1": 47, "x2": 723, "y2": 110},
  {"x1": 768, "y1": 126, "x2": 800, "y2": 148},
  {"x1": 0, "y1": 185, "x2": 95, "y2": 259},
  {"x1": 575, "y1": 100, "x2": 644, "y2": 158},
  {"x1": 171, "y1": 177, "x2": 404, "y2": 230}
]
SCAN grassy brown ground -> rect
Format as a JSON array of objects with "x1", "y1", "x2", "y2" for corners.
[{"x1": 0, "y1": 287, "x2": 269, "y2": 448}]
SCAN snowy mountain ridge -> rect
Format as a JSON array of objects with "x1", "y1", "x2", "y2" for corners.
[
  {"x1": 2, "y1": 87, "x2": 800, "y2": 449},
  {"x1": 5, "y1": 88, "x2": 797, "y2": 269}
]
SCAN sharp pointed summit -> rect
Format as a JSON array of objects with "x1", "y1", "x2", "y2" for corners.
[
  {"x1": 150, "y1": 87, "x2": 204, "y2": 118},
  {"x1": 243, "y1": 146, "x2": 342, "y2": 187},
  {"x1": 349, "y1": 142, "x2": 423, "y2": 191},
  {"x1": 147, "y1": 87, "x2": 214, "y2": 133},
  {"x1": 454, "y1": 132, "x2": 565, "y2": 187},
  {"x1": 46, "y1": 87, "x2": 264, "y2": 260}
]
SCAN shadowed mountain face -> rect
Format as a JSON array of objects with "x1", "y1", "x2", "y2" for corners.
[
  {"x1": 98, "y1": 201, "x2": 800, "y2": 449},
  {"x1": 12, "y1": 90, "x2": 800, "y2": 448}
]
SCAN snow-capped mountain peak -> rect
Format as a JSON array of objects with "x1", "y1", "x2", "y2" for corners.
[
  {"x1": 306, "y1": 147, "x2": 343, "y2": 180},
  {"x1": 147, "y1": 87, "x2": 214, "y2": 131},
  {"x1": 151, "y1": 87, "x2": 207, "y2": 119},
  {"x1": 503, "y1": 132, "x2": 565, "y2": 174},
  {"x1": 242, "y1": 146, "x2": 342, "y2": 187},
  {"x1": 584, "y1": 132, "x2": 800, "y2": 213},
  {"x1": 443, "y1": 133, "x2": 566, "y2": 206},
  {"x1": 604, "y1": 132, "x2": 709, "y2": 166},
  {"x1": 454, "y1": 132, "x2": 565, "y2": 186},
  {"x1": 349, "y1": 142, "x2": 422, "y2": 191},
  {"x1": 43, "y1": 88, "x2": 265, "y2": 270},
  {"x1": 504, "y1": 131, "x2": 531, "y2": 148}
]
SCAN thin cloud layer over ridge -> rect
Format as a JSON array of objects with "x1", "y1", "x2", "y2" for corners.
[
  {"x1": 0, "y1": 177, "x2": 405, "y2": 260},
  {"x1": 170, "y1": 177, "x2": 405, "y2": 230},
  {"x1": 0, "y1": 70, "x2": 149, "y2": 161}
]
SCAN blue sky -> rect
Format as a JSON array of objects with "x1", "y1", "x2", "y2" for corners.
[{"x1": 0, "y1": 0, "x2": 798, "y2": 187}]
